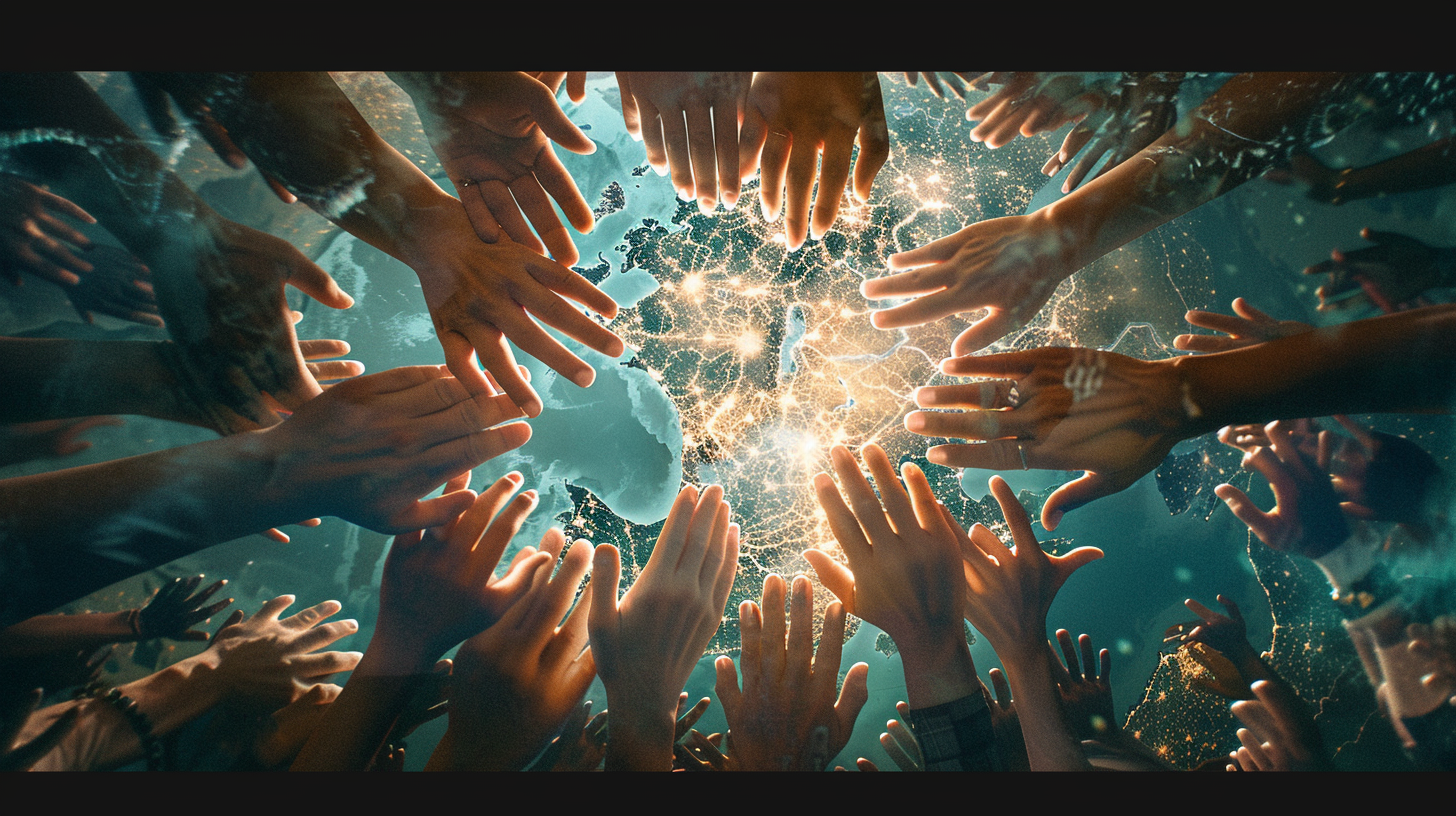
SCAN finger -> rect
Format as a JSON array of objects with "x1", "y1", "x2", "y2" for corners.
[
  {"x1": 685, "y1": 102, "x2": 718, "y2": 210},
  {"x1": 737, "y1": 599, "x2": 761, "y2": 699},
  {"x1": 1214, "y1": 483, "x2": 1277, "y2": 545},
  {"x1": 523, "y1": 252, "x2": 620, "y2": 320},
  {"x1": 738, "y1": 105, "x2": 768, "y2": 183},
  {"x1": 853, "y1": 97, "x2": 890, "y2": 204},
  {"x1": 827, "y1": 446, "x2": 896, "y2": 549},
  {"x1": 712, "y1": 93, "x2": 742, "y2": 209},
  {"x1": 813, "y1": 128, "x2": 855, "y2": 240},
  {"x1": 1077, "y1": 633, "x2": 1098, "y2": 681},
  {"x1": 510, "y1": 177, "x2": 580, "y2": 267},
  {"x1": 1042, "y1": 472, "x2": 1119, "y2": 532},
  {"x1": 814, "y1": 598, "x2": 848, "y2": 699},
  {"x1": 1183, "y1": 598, "x2": 1221, "y2": 625},
  {"x1": 836, "y1": 661, "x2": 870, "y2": 735},
  {"x1": 684, "y1": 487, "x2": 728, "y2": 582},
  {"x1": 782, "y1": 140, "x2": 817, "y2": 251},
  {"x1": 527, "y1": 77, "x2": 595, "y2": 156},
  {"x1": 647, "y1": 484, "x2": 701, "y2": 576},
  {"x1": 290, "y1": 650, "x2": 365, "y2": 680},
  {"x1": 534, "y1": 147, "x2": 596, "y2": 234},
  {"x1": 786, "y1": 575, "x2": 814, "y2": 687},
  {"x1": 862, "y1": 444, "x2": 916, "y2": 537},
  {"x1": 292, "y1": 619, "x2": 362, "y2": 654},
  {"x1": 641, "y1": 105, "x2": 670, "y2": 179},
  {"x1": 281, "y1": 599, "x2": 341, "y2": 630},
  {"x1": 1056, "y1": 629, "x2": 1079, "y2": 675},
  {"x1": 989, "y1": 667, "x2": 1012, "y2": 707},
  {"x1": 1173, "y1": 334, "x2": 1245, "y2": 353},
  {"x1": 588, "y1": 543, "x2": 622, "y2": 640},
  {"x1": 803, "y1": 548, "x2": 856, "y2": 610},
  {"x1": 479, "y1": 181, "x2": 545, "y2": 256},
  {"x1": 458, "y1": 183, "x2": 503, "y2": 244},
  {"x1": 914, "y1": 381, "x2": 1020, "y2": 411},
  {"x1": 989, "y1": 475, "x2": 1038, "y2": 549},
  {"x1": 761, "y1": 574, "x2": 788, "y2": 685},
  {"x1": 904, "y1": 408, "x2": 1028, "y2": 442},
  {"x1": 938, "y1": 351, "x2": 1039, "y2": 381},
  {"x1": 758, "y1": 128, "x2": 791, "y2": 223},
  {"x1": 951, "y1": 310, "x2": 1021, "y2": 356},
  {"x1": 282, "y1": 252, "x2": 353, "y2": 311},
  {"x1": 453, "y1": 328, "x2": 541, "y2": 417}
]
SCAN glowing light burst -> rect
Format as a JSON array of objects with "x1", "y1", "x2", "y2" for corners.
[{"x1": 581, "y1": 76, "x2": 1215, "y2": 644}]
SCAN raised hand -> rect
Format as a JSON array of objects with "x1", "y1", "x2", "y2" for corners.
[
  {"x1": 907, "y1": 346, "x2": 1187, "y2": 530},
  {"x1": 958, "y1": 476, "x2": 1103, "y2": 662},
  {"x1": 437, "y1": 532, "x2": 596, "y2": 771},
  {"x1": 1303, "y1": 227, "x2": 1453, "y2": 313},
  {"x1": 258, "y1": 365, "x2": 532, "y2": 534},
  {"x1": 1048, "y1": 629, "x2": 1116, "y2": 740},
  {"x1": 373, "y1": 471, "x2": 553, "y2": 664},
  {"x1": 1214, "y1": 420, "x2": 1351, "y2": 558},
  {"x1": 202, "y1": 596, "x2": 362, "y2": 712},
  {"x1": 900, "y1": 72, "x2": 978, "y2": 101},
  {"x1": 402, "y1": 72, "x2": 597, "y2": 266},
  {"x1": 1227, "y1": 679, "x2": 1329, "y2": 771},
  {"x1": 965, "y1": 73, "x2": 1110, "y2": 149},
  {"x1": 715, "y1": 574, "x2": 869, "y2": 771},
  {"x1": 132, "y1": 575, "x2": 233, "y2": 641},
  {"x1": 864, "y1": 210, "x2": 1080, "y2": 354},
  {"x1": 0, "y1": 173, "x2": 96, "y2": 288},
  {"x1": 589, "y1": 483, "x2": 739, "y2": 771},
  {"x1": 1174, "y1": 297, "x2": 1313, "y2": 353},
  {"x1": 618, "y1": 72, "x2": 751, "y2": 213},
  {"x1": 740, "y1": 72, "x2": 890, "y2": 251}
]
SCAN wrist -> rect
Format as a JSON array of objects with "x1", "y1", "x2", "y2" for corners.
[
  {"x1": 898, "y1": 634, "x2": 979, "y2": 709},
  {"x1": 603, "y1": 706, "x2": 676, "y2": 771}
]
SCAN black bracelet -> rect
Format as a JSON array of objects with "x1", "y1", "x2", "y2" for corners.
[{"x1": 80, "y1": 685, "x2": 167, "y2": 771}]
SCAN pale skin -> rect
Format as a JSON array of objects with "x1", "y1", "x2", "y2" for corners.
[
  {"x1": 714, "y1": 574, "x2": 869, "y2": 771},
  {"x1": 589, "y1": 483, "x2": 739, "y2": 771},
  {"x1": 618, "y1": 72, "x2": 751, "y2": 214}
]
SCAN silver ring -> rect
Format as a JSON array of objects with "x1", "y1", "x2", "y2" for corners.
[
  {"x1": 1006, "y1": 384, "x2": 1021, "y2": 409},
  {"x1": 1017, "y1": 441, "x2": 1029, "y2": 470},
  {"x1": 456, "y1": 178, "x2": 476, "y2": 189}
]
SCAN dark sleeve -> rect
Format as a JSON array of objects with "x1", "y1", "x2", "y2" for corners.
[{"x1": 904, "y1": 693, "x2": 1003, "y2": 772}]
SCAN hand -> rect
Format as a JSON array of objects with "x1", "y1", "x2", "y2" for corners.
[
  {"x1": 259, "y1": 365, "x2": 532, "y2": 534},
  {"x1": 0, "y1": 173, "x2": 96, "y2": 287},
  {"x1": 0, "y1": 416, "x2": 124, "y2": 467},
  {"x1": 908, "y1": 346, "x2": 1188, "y2": 530},
  {"x1": 1043, "y1": 72, "x2": 1183, "y2": 193},
  {"x1": 133, "y1": 575, "x2": 233, "y2": 641},
  {"x1": 127, "y1": 73, "x2": 253, "y2": 173},
  {"x1": 442, "y1": 532, "x2": 595, "y2": 771},
  {"x1": 714, "y1": 574, "x2": 869, "y2": 771},
  {"x1": 1174, "y1": 297, "x2": 1313, "y2": 353},
  {"x1": 1048, "y1": 629, "x2": 1116, "y2": 740},
  {"x1": 957, "y1": 476, "x2": 1103, "y2": 661},
  {"x1": 0, "y1": 689, "x2": 81, "y2": 772},
  {"x1": 739, "y1": 72, "x2": 890, "y2": 250},
  {"x1": 1227, "y1": 679, "x2": 1328, "y2": 771},
  {"x1": 983, "y1": 668, "x2": 1029, "y2": 770},
  {"x1": 1407, "y1": 617, "x2": 1456, "y2": 709},
  {"x1": 202, "y1": 596, "x2": 362, "y2": 712},
  {"x1": 373, "y1": 471, "x2": 555, "y2": 664},
  {"x1": 61, "y1": 244, "x2": 162, "y2": 327},
  {"x1": 965, "y1": 73, "x2": 1110, "y2": 149},
  {"x1": 1214, "y1": 420, "x2": 1352, "y2": 558},
  {"x1": 804, "y1": 444, "x2": 969, "y2": 654},
  {"x1": 878, "y1": 703, "x2": 924, "y2": 771},
  {"x1": 1167, "y1": 595, "x2": 1261, "y2": 668},
  {"x1": 149, "y1": 212, "x2": 354, "y2": 429},
  {"x1": 900, "y1": 72, "x2": 978, "y2": 101},
  {"x1": 531, "y1": 700, "x2": 609, "y2": 771},
  {"x1": 618, "y1": 72, "x2": 751, "y2": 213},
  {"x1": 1263, "y1": 151, "x2": 1349, "y2": 205},
  {"x1": 252, "y1": 683, "x2": 341, "y2": 769},
  {"x1": 410, "y1": 212, "x2": 624, "y2": 418},
  {"x1": 160, "y1": 336, "x2": 363, "y2": 436},
  {"x1": 589, "y1": 483, "x2": 739, "y2": 771},
  {"x1": 864, "y1": 210, "x2": 1079, "y2": 354},
  {"x1": 1303, "y1": 227, "x2": 1450, "y2": 313},
  {"x1": 406, "y1": 72, "x2": 596, "y2": 266}
]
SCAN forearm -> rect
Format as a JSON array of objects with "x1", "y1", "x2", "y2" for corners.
[
  {"x1": 0, "y1": 338, "x2": 193, "y2": 425},
  {"x1": 290, "y1": 636, "x2": 432, "y2": 772},
  {"x1": 1177, "y1": 305, "x2": 1456, "y2": 435},
  {"x1": 897, "y1": 636, "x2": 980, "y2": 710},
  {"x1": 1340, "y1": 137, "x2": 1456, "y2": 202},
  {"x1": 22, "y1": 656, "x2": 221, "y2": 771},
  {"x1": 603, "y1": 706, "x2": 676, "y2": 772},
  {"x1": 191, "y1": 72, "x2": 459, "y2": 263},
  {"x1": 0, "y1": 611, "x2": 136, "y2": 658},
  {"x1": 0, "y1": 432, "x2": 284, "y2": 625},
  {"x1": 1044, "y1": 72, "x2": 1353, "y2": 273},
  {"x1": 997, "y1": 645, "x2": 1090, "y2": 771}
]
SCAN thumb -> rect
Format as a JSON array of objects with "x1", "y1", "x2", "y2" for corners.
[
  {"x1": 588, "y1": 543, "x2": 622, "y2": 638},
  {"x1": 1043, "y1": 472, "x2": 1118, "y2": 531},
  {"x1": 528, "y1": 77, "x2": 595, "y2": 155},
  {"x1": 802, "y1": 550, "x2": 856, "y2": 611},
  {"x1": 286, "y1": 254, "x2": 354, "y2": 310}
]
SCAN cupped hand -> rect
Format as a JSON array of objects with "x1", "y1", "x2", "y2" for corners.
[
  {"x1": 0, "y1": 173, "x2": 96, "y2": 288},
  {"x1": 907, "y1": 347, "x2": 1188, "y2": 530},
  {"x1": 260, "y1": 365, "x2": 532, "y2": 533},
  {"x1": 1214, "y1": 420, "x2": 1351, "y2": 558},
  {"x1": 714, "y1": 574, "x2": 869, "y2": 771},
  {"x1": 409, "y1": 72, "x2": 596, "y2": 266},
  {"x1": 863, "y1": 210, "x2": 1079, "y2": 354},
  {"x1": 150, "y1": 213, "x2": 354, "y2": 429},
  {"x1": 1175, "y1": 298, "x2": 1313, "y2": 353},
  {"x1": 618, "y1": 72, "x2": 751, "y2": 213},
  {"x1": 740, "y1": 72, "x2": 889, "y2": 250},
  {"x1": 588, "y1": 483, "x2": 739, "y2": 768},
  {"x1": 374, "y1": 471, "x2": 555, "y2": 663}
]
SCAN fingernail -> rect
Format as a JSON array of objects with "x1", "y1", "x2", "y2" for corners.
[
  {"x1": 342, "y1": 619, "x2": 358, "y2": 631},
  {"x1": 505, "y1": 471, "x2": 523, "y2": 484},
  {"x1": 698, "y1": 197, "x2": 715, "y2": 215},
  {"x1": 904, "y1": 412, "x2": 926, "y2": 431}
]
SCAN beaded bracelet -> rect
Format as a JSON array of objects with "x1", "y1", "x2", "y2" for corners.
[{"x1": 77, "y1": 684, "x2": 166, "y2": 771}]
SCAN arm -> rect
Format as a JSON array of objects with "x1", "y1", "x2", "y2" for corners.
[
  {"x1": 146, "y1": 72, "x2": 624, "y2": 417},
  {"x1": 0, "y1": 366, "x2": 530, "y2": 626}
]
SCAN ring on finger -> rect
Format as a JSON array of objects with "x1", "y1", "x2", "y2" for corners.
[{"x1": 1017, "y1": 440, "x2": 1029, "y2": 470}]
